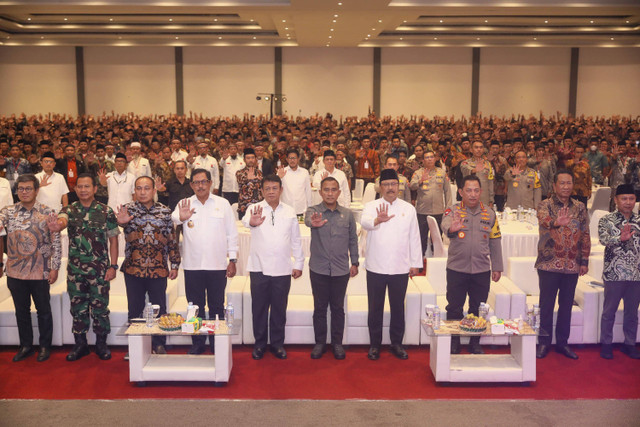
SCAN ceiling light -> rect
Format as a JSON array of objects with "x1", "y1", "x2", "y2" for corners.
[
  {"x1": 285, "y1": 27, "x2": 289, "y2": 30},
  {"x1": 109, "y1": 18, "x2": 113, "y2": 22},
  {"x1": 250, "y1": 19, "x2": 254, "y2": 22},
  {"x1": 403, "y1": 20, "x2": 407, "y2": 23},
  {"x1": 372, "y1": 28, "x2": 375, "y2": 30},
  {"x1": 610, "y1": 37, "x2": 614, "y2": 40},
  {"x1": 484, "y1": 20, "x2": 488, "y2": 23},
  {"x1": 338, "y1": 2, "x2": 342, "y2": 5},
  {"x1": 329, "y1": 36, "x2": 332, "y2": 38},
  {"x1": 439, "y1": 20, "x2": 443, "y2": 23},
  {"x1": 253, "y1": 36, "x2": 256, "y2": 39},
  {"x1": 282, "y1": 20, "x2": 286, "y2": 23},
  {"x1": 544, "y1": 20, "x2": 548, "y2": 23},
  {"x1": 64, "y1": 18, "x2": 68, "y2": 21},
  {"x1": 118, "y1": 36, "x2": 122, "y2": 39},
  {"x1": 286, "y1": 33, "x2": 290, "y2": 36},
  {"x1": 330, "y1": 28, "x2": 334, "y2": 31},
  {"x1": 434, "y1": 37, "x2": 438, "y2": 40},
  {"x1": 27, "y1": 18, "x2": 31, "y2": 21},
  {"x1": 287, "y1": 37, "x2": 291, "y2": 39},
  {"x1": 378, "y1": 19, "x2": 382, "y2": 23},
  {"x1": 476, "y1": 37, "x2": 480, "y2": 40},
  {"x1": 534, "y1": 37, "x2": 537, "y2": 40},
  {"x1": 40, "y1": 36, "x2": 44, "y2": 39},
  {"x1": 334, "y1": 14, "x2": 339, "y2": 18},
  {"x1": 326, "y1": 44, "x2": 330, "y2": 46},
  {"x1": 169, "y1": 18, "x2": 173, "y2": 22},
  {"x1": 218, "y1": 36, "x2": 222, "y2": 39},
  {"x1": 175, "y1": 37, "x2": 179, "y2": 40},
  {"x1": 333, "y1": 20, "x2": 337, "y2": 23},
  {"x1": 590, "y1": 20, "x2": 594, "y2": 23},
  {"x1": 400, "y1": 37, "x2": 403, "y2": 40},
  {"x1": 367, "y1": 34, "x2": 371, "y2": 37},
  {"x1": 625, "y1": 20, "x2": 630, "y2": 23},
  {"x1": 214, "y1": 19, "x2": 218, "y2": 22}
]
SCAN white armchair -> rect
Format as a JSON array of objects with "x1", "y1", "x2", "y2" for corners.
[
  {"x1": 0, "y1": 258, "x2": 67, "y2": 346},
  {"x1": 506, "y1": 256, "x2": 599, "y2": 344}
]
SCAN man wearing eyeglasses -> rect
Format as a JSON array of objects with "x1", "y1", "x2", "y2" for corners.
[{"x1": 171, "y1": 169, "x2": 238, "y2": 355}]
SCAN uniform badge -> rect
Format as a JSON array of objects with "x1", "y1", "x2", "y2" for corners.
[
  {"x1": 187, "y1": 220, "x2": 194, "y2": 228},
  {"x1": 513, "y1": 182, "x2": 519, "y2": 188},
  {"x1": 458, "y1": 231, "x2": 465, "y2": 239}
]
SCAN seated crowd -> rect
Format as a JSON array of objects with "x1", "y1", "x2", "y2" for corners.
[{"x1": 0, "y1": 112, "x2": 638, "y2": 364}]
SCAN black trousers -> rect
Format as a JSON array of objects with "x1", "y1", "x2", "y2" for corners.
[
  {"x1": 124, "y1": 273, "x2": 168, "y2": 347},
  {"x1": 7, "y1": 277, "x2": 53, "y2": 348},
  {"x1": 310, "y1": 270, "x2": 349, "y2": 345},
  {"x1": 538, "y1": 270, "x2": 578, "y2": 346},
  {"x1": 222, "y1": 192, "x2": 239, "y2": 206},
  {"x1": 366, "y1": 270, "x2": 408, "y2": 347},
  {"x1": 417, "y1": 213, "x2": 443, "y2": 257},
  {"x1": 494, "y1": 195, "x2": 506, "y2": 212},
  {"x1": 184, "y1": 270, "x2": 227, "y2": 346},
  {"x1": 250, "y1": 272, "x2": 291, "y2": 348},
  {"x1": 445, "y1": 269, "x2": 490, "y2": 321}
]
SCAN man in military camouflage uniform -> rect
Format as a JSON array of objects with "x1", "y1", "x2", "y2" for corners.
[
  {"x1": 51, "y1": 173, "x2": 120, "y2": 361},
  {"x1": 461, "y1": 141, "x2": 495, "y2": 207}
]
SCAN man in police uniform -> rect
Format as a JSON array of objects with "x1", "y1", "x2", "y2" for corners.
[
  {"x1": 442, "y1": 174, "x2": 503, "y2": 354},
  {"x1": 505, "y1": 150, "x2": 542, "y2": 210},
  {"x1": 461, "y1": 141, "x2": 495, "y2": 207},
  {"x1": 51, "y1": 173, "x2": 120, "y2": 361},
  {"x1": 374, "y1": 155, "x2": 411, "y2": 203},
  {"x1": 410, "y1": 150, "x2": 451, "y2": 257}
]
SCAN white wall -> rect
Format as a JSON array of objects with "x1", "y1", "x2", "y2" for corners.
[
  {"x1": 577, "y1": 48, "x2": 640, "y2": 117},
  {"x1": 0, "y1": 47, "x2": 77, "y2": 116},
  {"x1": 381, "y1": 48, "x2": 472, "y2": 117},
  {"x1": 479, "y1": 48, "x2": 571, "y2": 117},
  {"x1": 84, "y1": 46, "x2": 175, "y2": 115},
  {"x1": 183, "y1": 47, "x2": 274, "y2": 117},
  {"x1": 282, "y1": 47, "x2": 373, "y2": 117}
]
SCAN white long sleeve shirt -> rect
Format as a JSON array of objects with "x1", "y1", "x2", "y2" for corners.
[
  {"x1": 127, "y1": 156, "x2": 152, "y2": 178},
  {"x1": 106, "y1": 170, "x2": 135, "y2": 211},
  {"x1": 281, "y1": 166, "x2": 312, "y2": 215},
  {"x1": 361, "y1": 197, "x2": 423, "y2": 275},
  {"x1": 221, "y1": 156, "x2": 245, "y2": 193},
  {"x1": 312, "y1": 168, "x2": 351, "y2": 208},
  {"x1": 35, "y1": 171, "x2": 69, "y2": 213},
  {"x1": 241, "y1": 200, "x2": 304, "y2": 276},
  {"x1": 189, "y1": 155, "x2": 220, "y2": 191},
  {"x1": 171, "y1": 194, "x2": 238, "y2": 270}
]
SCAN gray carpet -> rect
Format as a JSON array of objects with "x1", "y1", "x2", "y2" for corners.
[{"x1": 2, "y1": 399, "x2": 639, "y2": 426}]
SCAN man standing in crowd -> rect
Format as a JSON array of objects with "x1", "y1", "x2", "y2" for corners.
[
  {"x1": 504, "y1": 150, "x2": 542, "y2": 210},
  {"x1": 255, "y1": 144, "x2": 274, "y2": 177},
  {"x1": 278, "y1": 148, "x2": 312, "y2": 218},
  {"x1": 170, "y1": 138, "x2": 188, "y2": 163},
  {"x1": 35, "y1": 151, "x2": 69, "y2": 213},
  {"x1": 243, "y1": 175, "x2": 304, "y2": 360},
  {"x1": 162, "y1": 160, "x2": 194, "y2": 211},
  {"x1": 354, "y1": 136, "x2": 381, "y2": 186},
  {"x1": 529, "y1": 144, "x2": 555, "y2": 200},
  {"x1": 117, "y1": 176, "x2": 180, "y2": 355},
  {"x1": 56, "y1": 143, "x2": 86, "y2": 203},
  {"x1": 598, "y1": 184, "x2": 640, "y2": 360},
  {"x1": 410, "y1": 150, "x2": 451, "y2": 258},
  {"x1": 442, "y1": 175, "x2": 503, "y2": 354},
  {"x1": 221, "y1": 143, "x2": 245, "y2": 205},
  {"x1": 374, "y1": 155, "x2": 411, "y2": 203},
  {"x1": 87, "y1": 144, "x2": 115, "y2": 205},
  {"x1": 51, "y1": 173, "x2": 120, "y2": 361},
  {"x1": 187, "y1": 140, "x2": 219, "y2": 193},
  {"x1": 0, "y1": 174, "x2": 61, "y2": 362},
  {"x1": 586, "y1": 138, "x2": 609, "y2": 185},
  {"x1": 172, "y1": 169, "x2": 238, "y2": 354},
  {"x1": 305, "y1": 177, "x2": 359, "y2": 360},
  {"x1": 535, "y1": 169, "x2": 590, "y2": 360},
  {"x1": 127, "y1": 142, "x2": 152, "y2": 179},
  {"x1": 361, "y1": 169, "x2": 422, "y2": 361},
  {"x1": 154, "y1": 146, "x2": 175, "y2": 206},
  {"x1": 5, "y1": 144, "x2": 32, "y2": 198},
  {"x1": 461, "y1": 140, "x2": 495, "y2": 207},
  {"x1": 565, "y1": 145, "x2": 592, "y2": 207},
  {"x1": 312, "y1": 150, "x2": 351, "y2": 208},
  {"x1": 99, "y1": 153, "x2": 135, "y2": 212},
  {"x1": 236, "y1": 148, "x2": 263, "y2": 218},
  {"x1": 487, "y1": 141, "x2": 510, "y2": 211}
]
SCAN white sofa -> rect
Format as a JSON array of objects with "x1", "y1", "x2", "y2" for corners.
[
  {"x1": 0, "y1": 258, "x2": 67, "y2": 346},
  {"x1": 506, "y1": 256, "x2": 599, "y2": 344},
  {"x1": 415, "y1": 257, "x2": 511, "y2": 345}
]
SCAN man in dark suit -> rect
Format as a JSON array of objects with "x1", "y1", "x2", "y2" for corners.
[
  {"x1": 255, "y1": 145, "x2": 274, "y2": 177},
  {"x1": 55, "y1": 144, "x2": 87, "y2": 203}
]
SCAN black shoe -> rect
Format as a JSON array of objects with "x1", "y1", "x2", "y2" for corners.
[
  {"x1": 333, "y1": 344, "x2": 346, "y2": 360},
  {"x1": 600, "y1": 344, "x2": 613, "y2": 360},
  {"x1": 450, "y1": 337, "x2": 461, "y2": 354},
  {"x1": 390, "y1": 344, "x2": 409, "y2": 360},
  {"x1": 252, "y1": 347, "x2": 266, "y2": 360},
  {"x1": 153, "y1": 345, "x2": 167, "y2": 355},
  {"x1": 367, "y1": 346, "x2": 380, "y2": 360},
  {"x1": 620, "y1": 344, "x2": 640, "y2": 359},
  {"x1": 209, "y1": 336, "x2": 216, "y2": 355},
  {"x1": 536, "y1": 344, "x2": 551, "y2": 359},
  {"x1": 310, "y1": 344, "x2": 326, "y2": 359},
  {"x1": 270, "y1": 346, "x2": 287, "y2": 359},
  {"x1": 37, "y1": 347, "x2": 51, "y2": 362},
  {"x1": 187, "y1": 343, "x2": 206, "y2": 355},
  {"x1": 556, "y1": 344, "x2": 578, "y2": 360},
  {"x1": 95, "y1": 334, "x2": 111, "y2": 360},
  {"x1": 469, "y1": 336, "x2": 484, "y2": 354},
  {"x1": 13, "y1": 346, "x2": 34, "y2": 362},
  {"x1": 67, "y1": 334, "x2": 90, "y2": 362}
]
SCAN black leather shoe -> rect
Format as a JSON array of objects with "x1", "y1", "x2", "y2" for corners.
[
  {"x1": 95, "y1": 334, "x2": 111, "y2": 360},
  {"x1": 556, "y1": 344, "x2": 579, "y2": 360},
  {"x1": 252, "y1": 347, "x2": 265, "y2": 360},
  {"x1": 153, "y1": 345, "x2": 167, "y2": 355},
  {"x1": 620, "y1": 344, "x2": 640, "y2": 359},
  {"x1": 390, "y1": 344, "x2": 409, "y2": 360},
  {"x1": 37, "y1": 347, "x2": 51, "y2": 362},
  {"x1": 536, "y1": 344, "x2": 551, "y2": 359},
  {"x1": 600, "y1": 344, "x2": 613, "y2": 360},
  {"x1": 67, "y1": 334, "x2": 90, "y2": 362},
  {"x1": 270, "y1": 346, "x2": 287, "y2": 359},
  {"x1": 13, "y1": 346, "x2": 34, "y2": 362},
  {"x1": 187, "y1": 343, "x2": 206, "y2": 355},
  {"x1": 310, "y1": 344, "x2": 326, "y2": 359},
  {"x1": 450, "y1": 337, "x2": 461, "y2": 355},
  {"x1": 333, "y1": 344, "x2": 346, "y2": 360},
  {"x1": 367, "y1": 346, "x2": 380, "y2": 360}
]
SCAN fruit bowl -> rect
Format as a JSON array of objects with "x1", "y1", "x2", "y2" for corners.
[
  {"x1": 459, "y1": 314, "x2": 487, "y2": 333},
  {"x1": 157, "y1": 313, "x2": 185, "y2": 331}
]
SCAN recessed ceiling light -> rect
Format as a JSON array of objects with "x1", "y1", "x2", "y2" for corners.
[
  {"x1": 214, "y1": 19, "x2": 218, "y2": 22},
  {"x1": 118, "y1": 36, "x2": 122, "y2": 39},
  {"x1": 286, "y1": 33, "x2": 290, "y2": 36},
  {"x1": 327, "y1": 44, "x2": 330, "y2": 46},
  {"x1": 287, "y1": 37, "x2": 291, "y2": 39},
  {"x1": 534, "y1": 37, "x2": 537, "y2": 40},
  {"x1": 218, "y1": 36, "x2": 222, "y2": 39},
  {"x1": 476, "y1": 37, "x2": 480, "y2": 40},
  {"x1": 590, "y1": 20, "x2": 594, "y2": 23},
  {"x1": 338, "y1": 2, "x2": 342, "y2": 5},
  {"x1": 175, "y1": 37, "x2": 179, "y2": 40},
  {"x1": 484, "y1": 20, "x2": 488, "y2": 23},
  {"x1": 250, "y1": 19, "x2": 254, "y2": 22},
  {"x1": 253, "y1": 36, "x2": 256, "y2": 39},
  {"x1": 330, "y1": 28, "x2": 334, "y2": 31},
  {"x1": 610, "y1": 37, "x2": 614, "y2": 40},
  {"x1": 372, "y1": 28, "x2": 375, "y2": 30},
  {"x1": 329, "y1": 36, "x2": 332, "y2": 38},
  {"x1": 333, "y1": 20, "x2": 337, "y2": 23},
  {"x1": 282, "y1": 20, "x2": 286, "y2": 23},
  {"x1": 40, "y1": 36, "x2": 44, "y2": 39},
  {"x1": 64, "y1": 18, "x2": 68, "y2": 21},
  {"x1": 334, "y1": 14, "x2": 338, "y2": 18},
  {"x1": 109, "y1": 18, "x2": 113, "y2": 22},
  {"x1": 625, "y1": 20, "x2": 630, "y2": 23},
  {"x1": 400, "y1": 37, "x2": 403, "y2": 40},
  {"x1": 378, "y1": 19, "x2": 382, "y2": 23},
  {"x1": 367, "y1": 34, "x2": 371, "y2": 37},
  {"x1": 434, "y1": 37, "x2": 438, "y2": 40},
  {"x1": 403, "y1": 20, "x2": 407, "y2": 23},
  {"x1": 169, "y1": 18, "x2": 173, "y2": 22},
  {"x1": 27, "y1": 18, "x2": 31, "y2": 21},
  {"x1": 439, "y1": 20, "x2": 443, "y2": 23},
  {"x1": 544, "y1": 20, "x2": 548, "y2": 23},
  {"x1": 285, "y1": 27, "x2": 289, "y2": 30}
]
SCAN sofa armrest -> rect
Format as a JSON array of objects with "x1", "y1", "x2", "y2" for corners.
[
  {"x1": 411, "y1": 276, "x2": 437, "y2": 307},
  {"x1": 488, "y1": 281, "x2": 511, "y2": 319},
  {"x1": 575, "y1": 279, "x2": 599, "y2": 344},
  {"x1": 499, "y1": 276, "x2": 527, "y2": 320}
]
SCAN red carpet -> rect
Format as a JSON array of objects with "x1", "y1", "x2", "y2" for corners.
[{"x1": 1, "y1": 345, "x2": 639, "y2": 400}]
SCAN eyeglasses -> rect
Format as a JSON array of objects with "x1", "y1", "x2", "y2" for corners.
[
  {"x1": 192, "y1": 179, "x2": 211, "y2": 186},
  {"x1": 17, "y1": 187, "x2": 35, "y2": 193}
]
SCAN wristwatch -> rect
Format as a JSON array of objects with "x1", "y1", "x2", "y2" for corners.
[
  {"x1": 109, "y1": 264, "x2": 119, "y2": 270},
  {"x1": 229, "y1": 259, "x2": 237, "y2": 263}
]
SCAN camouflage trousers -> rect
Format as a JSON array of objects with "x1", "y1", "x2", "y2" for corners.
[{"x1": 68, "y1": 272, "x2": 110, "y2": 335}]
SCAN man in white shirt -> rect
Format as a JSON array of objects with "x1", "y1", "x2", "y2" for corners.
[
  {"x1": 126, "y1": 142, "x2": 152, "y2": 178},
  {"x1": 187, "y1": 140, "x2": 220, "y2": 193},
  {"x1": 0, "y1": 176, "x2": 12, "y2": 211},
  {"x1": 312, "y1": 150, "x2": 351, "y2": 208},
  {"x1": 170, "y1": 139, "x2": 188, "y2": 163},
  {"x1": 172, "y1": 168, "x2": 238, "y2": 355},
  {"x1": 35, "y1": 151, "x2": 69, "y2": 212},
  {"x1": 278, "y1": 148, "x2": 312, "y2": 217},
  {"x1": 221, "y1": 142, "x2": 245, "y2": 205},
  {"x1": 242, "y1": 175, "x2": 304, "y2": 360},
  {"x1": 361, "y1": 168, "x2": 422, "y2": 361},
  {"x1": 99, "y1": 153, "x2": 135, "y2": 211}
]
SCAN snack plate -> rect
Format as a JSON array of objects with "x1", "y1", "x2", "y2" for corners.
[
  {"x1": 459, "y1": 325, "x2": 487, "y2": 333},
  {"x1": 158, "y1": 325, "x2": 182, "y2": 332}
]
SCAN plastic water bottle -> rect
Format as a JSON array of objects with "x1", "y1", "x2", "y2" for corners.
[
  {"x1": 527, "y1": 305, "x2": 534, "y2": 326},
  {"x1": 533, "y1": 304, "x2": 541, "y2": 331},
  {"x1": 479, "y1": 302, "x2": 488, "y2": 320},
  {"x1": 144, "y1": 302, "x2": 154, "y2": 328},
  {"x1": 225, "y1": 302, "x2": 234, "y2": 328},
  {"x1": 433, "y1": 306, "x2": 441, "y2": 330}
]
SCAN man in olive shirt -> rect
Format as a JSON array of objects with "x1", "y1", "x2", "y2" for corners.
[
  {"x1": 504, "y1": 150, "x2": 542, "y2": 210},
  {"x1": 305, "y1": 177, "x2": 359, "y2": 360}
]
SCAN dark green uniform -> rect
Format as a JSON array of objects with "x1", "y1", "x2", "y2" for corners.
[{"x1": 59, "y1": 200, "x2": 119, "y2": 335}]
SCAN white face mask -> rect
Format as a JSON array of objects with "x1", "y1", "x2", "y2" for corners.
[{"x1": 590, "y1": 145, "x2": 597, "y2": 151}]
